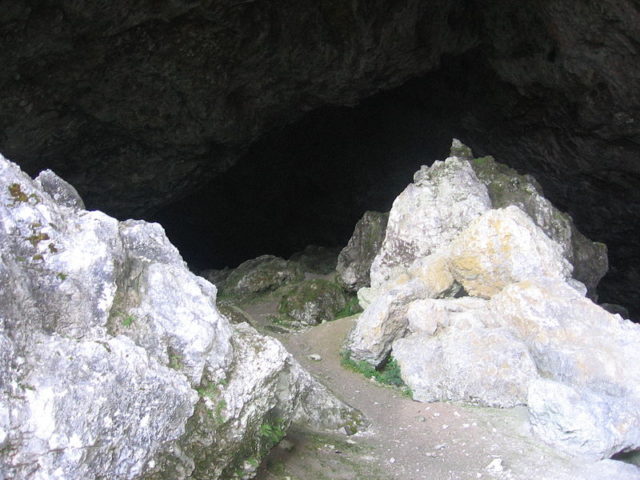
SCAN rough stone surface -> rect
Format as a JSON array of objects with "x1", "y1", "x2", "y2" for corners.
[
  {"x1": 199, "y1": 267, "x2": 232, "y2": 290},
  {"x1": 221, "y1": 255, "x2": 304, "y2": 297},
  {"x1": 528, "y1": 378, "x2": 640, "y2": 461},
  {"x1": 470, "y1": 154, "x2": 608, "y2": 299},
  {"x1": 346, "y1": 279, "x2": 426, "y2": 367},
  {"x1": 370, "y1": 155, "x2": 492, "y2": 288},
  {"x1": 0, "y1": 154, "x2": 361, "y2": 480},
  {"x1": 405, "y1": 297, "x2": 489, "y2": 336},
  {"x1": 289, "y1": 245, "x2": 340, "y2": 275},
  {"x1": 448, "y1": 206, "x2": 572, "y2": 298},
  {"x1": 278, "y1": 279, "x2": 349, "y2": 325},
  {"x1": 393, "y1": 327, "x2": 538, "y2": 407},
  {"x1": 34, "y1": 169, "x2": 85, "y2": 210},
  {"x1": 337, "y1": 211, "x2": 389, "y2": 292}
]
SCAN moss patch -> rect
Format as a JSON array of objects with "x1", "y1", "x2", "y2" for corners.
[
  {"x1": 340, "y1": 350, "x2": 412, "y2": 398},
  {"x1": 278, "y1": 279, "x2": 349, "y2": 325}
]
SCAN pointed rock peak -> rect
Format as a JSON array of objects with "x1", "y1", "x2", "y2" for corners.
[{"x1": 450, "y1": 138, "x2": 474, "y2": 160}]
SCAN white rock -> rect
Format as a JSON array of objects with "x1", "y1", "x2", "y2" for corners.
[
  {"x1": 528, "y1": 378, "x2": 640, "y2": 460},
  {"x1": 370, "y1": 155, "x2": 491, "y2": 288},
  {"x1": 346, "y1": 279, "x2": 427, "y2": 366},
  {"x1": 448, "y1": 206, "x2": 572, "y2": 298},
  {"x1": 393, "y1": 327, "x2": 537, "y2": 407},
  {"x1": 0, "y1": 154, "x2": 362, "y2": 480}
]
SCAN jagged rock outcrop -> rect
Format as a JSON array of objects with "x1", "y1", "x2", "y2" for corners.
[
  {"x1": 278, "y1": 279, "x2": 349, "y2": 326},
  {"x1": 346, "y1": 142, "x2": 640, "y2": 461},
  {"x1": 363, "y1": 140, "x2": 605, "y2": 297},
  {"x1": 0, "y1": 155, "x2": 361, "y2": 480},
  {"x1": 468, "y1": 153, "x2": 607, "y2": 299},
  {"x1": 336, "y1": 211, "x2": 388, "y2": 292},
  {"x1": 289, "y1": 245, "x2": 340, "y2": 275},
  {"x1": 220, "y1": 255, "x2": 304, "y2": 297}
]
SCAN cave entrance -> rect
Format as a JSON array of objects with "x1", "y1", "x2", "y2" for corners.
[{"x1": 151, "y1": 50, "x2": 638, "y2": 319}]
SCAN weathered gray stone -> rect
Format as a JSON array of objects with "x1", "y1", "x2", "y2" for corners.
[
  {"x1": 405, "y1": 297, "x2": 489, "y2": 336},
  {"x1": 199, "y1": 267, "x2": 232, "y2": 290},
  {"x1": 221, "y1": 255, "x2": 304, "y2": 297},
  {"x1": 346, "y1": 279, "x2": 426, "y2": 367},
  {"x1": 337, "y1": 211, "x2": 389, "y2": 292},
  {"x1": 278, "y1": 279, "x2": 349, "y2": 325},
  {"x1": 470, "y1": 153, "x2": 607, "y2": 299},
  {"x1": 393, "y1": 327, "x2": 538, "y2": 407},
  {"x1": 289, "y1": 245, "x2": 340, "y2": 275},
  {"x1": 528, "y1": 379, "x2": 640, "y2": 460},
  {"x1": 370, "y1": 155, "x2": 491, "y2": 288},
  {"x1": 0, "y1": 154, "x2": 361, "y2": 480},
  {"x1": 488, "y1": 279, "x2": 640, "y2": 459},
  {"x1": 35, "y1": 169, "x2": 85, "y2": 210},
  {"x1": 448, "y1": 206, "x2": 572, "y2": 298}
]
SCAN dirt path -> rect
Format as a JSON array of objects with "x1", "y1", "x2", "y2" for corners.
[{"x1": 246, "y1": 311, "x2": 637, "y2": 479}]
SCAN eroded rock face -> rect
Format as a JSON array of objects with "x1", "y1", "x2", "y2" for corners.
[
  {"x1": 0, "y1": 155, "x2": 360, "y2": 480},
  {"x1": 370, "y1": 154, "x2": 491, "y2": 288},
  {"x1": 278, "y1": 279, "x2": 349, "y2": 325},
  {"x1": 221, "y1": 255, "x2": 304, "y2": 297},
  {"x1": 365, "y1": 142, "x2": 604, "y2": 301},
  {"x1": 337, "y1": 211, "x2": 388, "y2": 292},
  {"x1": 448, "y1": 206, "x2": 572, "y2": 298}
]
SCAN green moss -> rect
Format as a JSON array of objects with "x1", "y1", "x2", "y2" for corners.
[
  {"x1": 121, "y1": 314, "x2": 135, "y2": 327},
  {"x1": 168, "y1": 353, "x2": 183, "y2": 370},
  {"x1": 278, "y1": 279, "x2": 349, "y2": 324},
  {"x1": 196, "y1": 382, "x2": 219, "y2": 399},
  {"x1": 340, "y1": 350, "x2": 412, "y2": 398},
  {"x1": 335, "y1": 296, "x2": 363, "y2": 319},
  {"x1": 8, "y1": 183, "x2": 29, "y2": 203},
  {"x1": 259, "y1": 418, "x2": 286, "y2": 448}
]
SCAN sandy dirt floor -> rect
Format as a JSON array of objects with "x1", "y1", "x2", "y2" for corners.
[{"x1": 239, "y1": 303, "x2": 638, "y2": 480}]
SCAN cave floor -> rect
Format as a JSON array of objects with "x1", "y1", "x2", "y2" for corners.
[{"x1": 239, "y1": 303, "x2": 616, "y2": 480}]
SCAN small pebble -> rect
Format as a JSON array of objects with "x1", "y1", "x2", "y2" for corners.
[
  {"x1": 389, "y1": 457, "x2": 395, "y2": 464},
  {"x1": 486, "y1": 458, "x2": 504, "y2": 473}
]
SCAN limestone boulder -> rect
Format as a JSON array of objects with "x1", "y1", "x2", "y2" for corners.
[
  {"x1": 448, "y1": 206, "x2": 573, "y2": 298},
  {"x1": 221, "y1": 254, "x2": 304, "y2": 296},
  {"x1": 278, "y1": 279, "x2": 350, "y2": 325},
  {"x1": 489, "y1": 278, "x2": 640, "y2": 459},
  {"x1": 0, "y1": 154, "x2": 361, "y2": 480},
  {"x1": 337, "y1": 211, "x2": 389, "y2": 291},
  {"x1": 528, "y1": 378, "x2": 640, "y2": 460},
  {"x1": 346, "y1": 279, "x2": 427, "y2": 367},
  {"x1": 470, "y1": 154, "x2": 608, "y2": 299},
  {"x1": 367, "y1": 141, "x2": 607, "y2": 303},
  {"x1": 369, "y1": 152, "x2": 492, "y2": 288},
  {"x1": 289, "y1": 245, "x2": 340, "y2": 275},
  {"x1": 393, "y1": 327, "x2": 538, "y2": 407}
]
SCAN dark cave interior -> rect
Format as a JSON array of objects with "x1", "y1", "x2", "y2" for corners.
[{"x1": 152, "y1": 51, "x2": 633, "y2": 316}]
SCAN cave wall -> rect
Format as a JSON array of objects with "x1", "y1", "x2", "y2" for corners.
[
  {"x1": 0, "y1": 0, "x2": 476, "y2": 216},
  {"x1": 2, "y1": 0, "x2": 640, "y2": 314}
]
